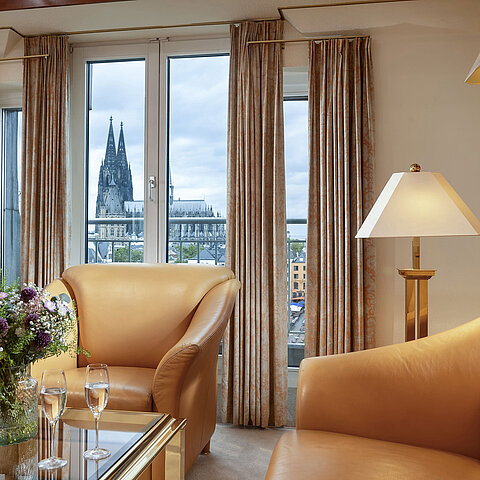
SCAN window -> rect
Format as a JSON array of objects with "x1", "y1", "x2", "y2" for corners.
[
  {"x1": 285, "y1": 96, "x2": 308, "y2": 367},
  {"x1": 85, "y1": 60, "x2": 146, "y2": 264},
  {"x1": 1, "y1": 109, "x2": 22, "y2": 284},
  {"x1": 166, "y1": 54, "x2": 229, "y2": 265}
]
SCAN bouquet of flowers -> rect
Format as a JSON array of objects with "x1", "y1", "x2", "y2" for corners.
[
  {"x1": 0, "y1": 279, "x2": 85, "y2": 445},
  {"x1": 0, "y1": 282, "x2": 80, "y2": 368}
]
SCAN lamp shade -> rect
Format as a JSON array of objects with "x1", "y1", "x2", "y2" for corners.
[
  {"x1": 465, "y1": 52, "x2": 480, "y2": 84},
  {"x1": 356, "y1": 171, "x2": 480, "y2": 238}
]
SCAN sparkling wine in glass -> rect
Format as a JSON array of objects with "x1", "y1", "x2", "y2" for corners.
[
  {"x1": 38, "y1": 369, "x2": 68, "y2": 470},
  {"x1": 83, "y1": 363, "x2": 110, "y2": 460}
]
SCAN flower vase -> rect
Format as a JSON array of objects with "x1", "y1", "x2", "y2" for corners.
[{"x1": 0, "y1": 365, "x2": 38, "y2": 446}]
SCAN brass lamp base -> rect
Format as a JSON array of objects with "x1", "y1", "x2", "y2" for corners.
[{"x1": 398, "y1": 268, "x2": 436, "y2": 342}]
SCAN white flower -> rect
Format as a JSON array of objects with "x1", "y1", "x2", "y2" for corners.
[
  {"x1": 15, "y1": 327, "x2": 24, "y2": 337},
  {"x1": 0, "y1": 346, "x2": 3, "y2": 352},
  {"x1": 57, "y1": 303, "x2": 68, "y2": 316}
]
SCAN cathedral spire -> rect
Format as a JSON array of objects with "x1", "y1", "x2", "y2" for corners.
[
  {"x1": 104, "y1": 116, "x2": 116, "y2": 167},
  {"x1": 117, "y1": 121, "x2": 127, "y2": 167}
]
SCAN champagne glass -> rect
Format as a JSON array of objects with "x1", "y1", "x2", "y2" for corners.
[
  {"x1": 83, "y1": 364, "x2": 110, "y2": 460},
  {"x1": 38, "y1": 369, "x2": 68, "y2": 470}
]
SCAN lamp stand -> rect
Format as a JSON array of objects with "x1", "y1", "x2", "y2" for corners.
[{"x1": 397, "y1": 237, "x2": 435, "y2": 342}]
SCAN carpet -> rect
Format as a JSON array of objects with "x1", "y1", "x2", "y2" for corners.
[{"x1": 186, "y1": 424, "x2": 288, "y2": 480}]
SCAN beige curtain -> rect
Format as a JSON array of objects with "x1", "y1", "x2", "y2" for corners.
[
  {"x1": 222, "y1": 21, "x2": 287, "y2": 428},
  {"x1": 22, "y1": 35, "x2": 70, "y2": 287},
  {"x1": 305, "y1": 38, "x2": 376, "y2": 358}
]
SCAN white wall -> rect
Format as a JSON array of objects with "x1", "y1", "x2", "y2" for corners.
[
  {"x1": 0, "y1": 30, "x2": 23, "y2": 107},
  {"x1": 373, "y1": 26, "x2": 480, "y2": 345}
]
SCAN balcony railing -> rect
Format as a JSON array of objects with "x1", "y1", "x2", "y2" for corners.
[{"x1": 87, "y1": 216, "x2": 306, "y2": 365}]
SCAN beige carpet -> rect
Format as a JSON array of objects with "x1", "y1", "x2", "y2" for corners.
[{"x1": 186, "y1": 425, "x2": 288, "y2": 480}]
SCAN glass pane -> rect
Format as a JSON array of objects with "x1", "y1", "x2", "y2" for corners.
[
  {"x1": 86, "y1": 60, "x2": 145, "y2": 263},
  {"x1": 2, "y1": 109, "x2": 22, "y2": 285},
  {"x1": 167, "y1": 55, "x2": 229, "y2": 265},
  {"x1": 285, "y1": 99, "x2": 308, "y2": 367}
]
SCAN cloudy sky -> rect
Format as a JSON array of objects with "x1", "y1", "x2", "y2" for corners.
[{"x1": 88, "y1": 55, "x2": 308, "y2": 240}]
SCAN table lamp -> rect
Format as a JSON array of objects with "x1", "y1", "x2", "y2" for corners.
[
  {"x1": 465, "y1": 52, "x2": 480, "y2": 84},
  {"x1": 356, "y1": 164, "x2": 480, "y2": 341}
]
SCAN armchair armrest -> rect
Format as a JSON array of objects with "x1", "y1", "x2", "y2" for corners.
[
  {"x1": 296, "y1": 318, "x2": 480, "y2": 459},
  {"x1": 151, "y1": 278, "x2": 240, "y2": 470},
  {"x1": 152, "y1": 278, "x2": 239, "y2": 414}
]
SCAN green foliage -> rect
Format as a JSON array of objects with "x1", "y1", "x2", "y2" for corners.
[
  {"x1": 114, "y1": 247, "x2": 144, "y2": 263},
  {"x1": 289, "y1": 242, "x2": 305, "y2": 258}
]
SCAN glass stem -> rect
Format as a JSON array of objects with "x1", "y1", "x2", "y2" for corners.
[
  {"x1": 50, "y1": 420, "x2": 57, "y2": 460},
  {"x1": 95, "y1": 415, "x2": 99, "y2": 450}
]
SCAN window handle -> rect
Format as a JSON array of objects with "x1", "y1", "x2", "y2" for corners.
[{"x1": 148, "y1": 176, "x2": 156, "y2": 201}]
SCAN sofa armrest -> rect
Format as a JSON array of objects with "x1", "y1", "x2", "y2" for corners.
[{"x1": 296, "y1": 318, "x2": 480, "y2": 459}]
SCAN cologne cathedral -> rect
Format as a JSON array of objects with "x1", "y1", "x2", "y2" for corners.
[{"x1": 95, "y1": 117, "x2": 142, "y2": 239}]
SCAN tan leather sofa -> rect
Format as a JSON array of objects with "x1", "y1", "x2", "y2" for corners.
[
  {"x1": 266, "y1": 318, "x2": 480, "y2": 479},
  {"x1": 31, "y1": 263, "x2": 240, "y2": 475}
]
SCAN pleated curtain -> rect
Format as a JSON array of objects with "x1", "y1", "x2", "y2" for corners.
[
  {"x1": 221, "y1": 20, "x2": 288, "y2": 427},
  {"x1": 305, "y1": 38, "x2": 376, "y2": 357},
  {"x1": 22, "y1": 35, "x2": 70, "y2": 287}
]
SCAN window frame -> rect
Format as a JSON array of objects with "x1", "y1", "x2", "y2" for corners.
[
  {"x1": 71, "y1": 42, "x2": 159, "y2": 265},
  {"x1": 0, "y1": 107, "x2": 22, "y2": 284},
  {"x1": 160, "y1": 39, "x2": 229, "y2": 262},
  {"x1": 70, "y1": 37, "x2": 229, "y2": 266}
]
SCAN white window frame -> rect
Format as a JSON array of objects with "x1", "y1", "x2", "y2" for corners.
[
  {"x1": 70, "y1": 41, "x2": 160, "y2": 265},
  {"x1": 70, "y1": 37, "x2": 229, "y2": 266},
  {"x1": 159, "y1": 37, "x2": 229, "y2": 261}
]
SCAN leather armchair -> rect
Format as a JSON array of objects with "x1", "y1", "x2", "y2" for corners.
[
  {"x1": 31, "y1": 263, "x2": 240, "y2": 475},
  {"x1": 266, "y1": 318, "x2": 480, "y2": 479}
]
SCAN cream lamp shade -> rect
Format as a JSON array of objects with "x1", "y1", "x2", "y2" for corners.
[
  {"x1": 356, "y1": 170, "x2": 480, "y2": 239},
  {"x1": 465, "y1": 52, "x2": 480, "y2": 84}
]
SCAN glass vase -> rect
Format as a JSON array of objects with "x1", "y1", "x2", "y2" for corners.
[{"x1": 0, "y1": 365, "x2": 38, "y2": 446}]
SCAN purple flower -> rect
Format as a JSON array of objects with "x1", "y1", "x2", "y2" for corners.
[
  {"x1": 24, "y1": 313, "x2": 39, "y2": 328},
  {"x1": 43, "y1": 300, "x2": 56, "y2": 313},
  {"x1": 0, "y1": 292, "x2": 8, "y2": 300},
  {"x1": 0, "y1": 317, "x2": 8, "y2": 338},
  {"x1": 34, "y1": 331, "x2": 51, "y2": 348},
  {"x1": 20, "y1": 287, "x2": 37, "y2": 302}
]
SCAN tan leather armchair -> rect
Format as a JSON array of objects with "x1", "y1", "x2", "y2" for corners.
[
  {"x1": 266, "y1": 318, "x2": 480, "y2": 479},
  {"x1": 31, "y1": 263, "x2": 240, "y2": 475}
]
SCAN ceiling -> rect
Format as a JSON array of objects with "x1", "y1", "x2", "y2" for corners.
[{"x1": 0, "y1": 0, "x2": 479, "y2": 44}]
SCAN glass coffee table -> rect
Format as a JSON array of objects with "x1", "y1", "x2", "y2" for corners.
[{"x1": 0, "y1": 408, "x2": 186, "y2": 479}]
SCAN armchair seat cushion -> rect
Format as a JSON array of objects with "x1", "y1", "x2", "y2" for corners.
[
  {"x1": 265, "y1": 430, "x2": 480, "y2": 480},
  {"x1": 65, "y1": 366, "x2": 155, "y2": 412}
]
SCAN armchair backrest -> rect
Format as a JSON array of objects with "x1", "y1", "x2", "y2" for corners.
[{"x1": 61, "y1": 263, "x2": 235, "y2": 368}]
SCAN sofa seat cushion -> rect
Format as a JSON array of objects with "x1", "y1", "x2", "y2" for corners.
[
  {"x1": 65, "y1": 366, "x2": 155, "y2": 412},
  {"x1": 265, "y1": 430, "x2": 480, "y2": 480}
]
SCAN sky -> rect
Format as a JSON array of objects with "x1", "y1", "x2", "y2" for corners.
[{"x1": 87, "y1": 55, "x2": 308, "y2": 240}]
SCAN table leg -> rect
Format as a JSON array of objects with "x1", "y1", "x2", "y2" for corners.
[{"x1": 164, "y1": 425, "x2": 185, "y2": 480}]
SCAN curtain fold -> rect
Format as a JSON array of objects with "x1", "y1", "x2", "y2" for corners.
[
  {"x1": 222, "y1": 20, "x2": 288, "y2": 427},
  {"x1": 305, "y1": 37, "x2": 376, "y2": 358},
  {"x1": 22, "y1": 35, "x2": 70, "y2": 287}
]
